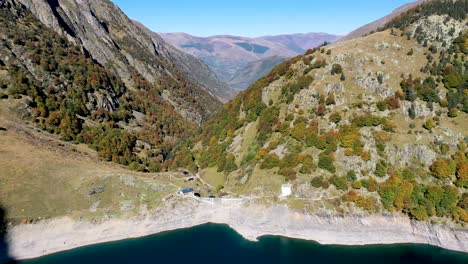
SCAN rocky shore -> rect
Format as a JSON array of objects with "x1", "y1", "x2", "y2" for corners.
[{"x1": 7, "y1": 199, "x2": 468, "y2": 260}]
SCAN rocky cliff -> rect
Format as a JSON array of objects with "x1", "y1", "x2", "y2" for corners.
[
  {"x1": 0, "y1": 0, "x2": 221, "y2": 171},
  {"x1": 16, "y1": 0, "x2": 223, "y2": 121}
]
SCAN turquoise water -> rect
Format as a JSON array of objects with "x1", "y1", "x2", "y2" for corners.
[{"x1": 21, "y1": 223, "x2": 468, "y2": 264}]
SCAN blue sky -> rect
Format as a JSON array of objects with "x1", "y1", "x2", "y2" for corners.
[{"x1": 111, "y1": 0, "x2": 415, "y2": 37}]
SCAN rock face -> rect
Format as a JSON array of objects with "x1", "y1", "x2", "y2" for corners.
[
  {"x1": 16, "y1": 0, "x2": 222, "y2": 121},
  {"x1": 385, "y1": 144, "x2": 437, "y2": 167}
]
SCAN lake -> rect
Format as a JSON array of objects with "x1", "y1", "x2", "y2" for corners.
[{"x1": 21, "y1": 223, "x2": 468, "y2": 264}]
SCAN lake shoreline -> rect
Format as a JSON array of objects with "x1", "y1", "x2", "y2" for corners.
[{"x1": 7, "y1": 199, "x2": 468, "y2": 260}]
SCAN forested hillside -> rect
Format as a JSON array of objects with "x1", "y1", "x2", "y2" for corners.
[
  {"x1": 0, "y1": 0, "x2": 210, "y2": 171},
  {"x1": 171, "y1": 0, "x2": 468, "y2": 224}
]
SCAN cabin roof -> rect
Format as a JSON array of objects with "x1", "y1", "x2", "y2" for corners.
[{"x1": 181, "y1": 188, "x2": 194, "y2": 194}]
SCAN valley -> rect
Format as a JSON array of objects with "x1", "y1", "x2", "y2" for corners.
[
  {"x1": 0, "y1": 0, "x2": 467, "y2": 261},
  {"x1": 160, "y1": 32, "x2": 340, "y2": 90}
]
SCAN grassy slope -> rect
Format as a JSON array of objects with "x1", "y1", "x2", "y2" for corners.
[
  {"x1": 184, "y1": 10, "x2": 468, "y2": 222},
  {"x1": 0, "y1": 100, "x2": 180, "y2": 223}
]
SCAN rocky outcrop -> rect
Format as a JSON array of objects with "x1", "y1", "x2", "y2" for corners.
[
  {"x1": 400, "y1": 100, "x2": 433, "y2": 118},
  {"x1": 385, "y1": 144, "x2": 437, "y2": 167},
  {"x1": 353, "y1": 74, "x2": 394, "y2": 98},
  {"x1": 16, "y1": 0, "x2": 222, "y2": 122},
  {"x1": 411, "y1": 15, "x2": 466, "y2": 49}
]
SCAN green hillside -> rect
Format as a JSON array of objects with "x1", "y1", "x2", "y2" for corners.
[{"x1": 171, "y1": 0, "x2": 468, "y2": 224}]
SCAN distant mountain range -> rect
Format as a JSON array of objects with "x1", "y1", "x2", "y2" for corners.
[{"x1": 160, "y1": 32, "x2": 341, "y2": 90}]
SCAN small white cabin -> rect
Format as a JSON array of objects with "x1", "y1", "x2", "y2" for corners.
[{"x1": 280, "y1": 183, "x2": 292, "y2": 197}]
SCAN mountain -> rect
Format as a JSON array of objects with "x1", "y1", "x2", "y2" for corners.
[
  {"x1": 261, "y1": 32, "x2": 341, "y2": 53},
  {"x1": 0, "y1": 0, "x2": 228, "y2": 173},
  {"x1": 172, "y1": 0, "x2": 468, "y2": 224},
  {"x1": 160, "y1": 32, "x2": 341, "y2": 90},
  {"x1": 339, "y1": 0, "x2": 428, "y2": 41},
  {"x1": 16, "y1": 0, "x2": 226, "y2": 115}
]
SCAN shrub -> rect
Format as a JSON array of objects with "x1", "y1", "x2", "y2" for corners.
[
  {"x1": 362, "y1": 177, "x2": 378, "y2": 192},
  {"x1": 437, "y1": 185, "x2": 460, "y2": 217},
  {"x1": 318, "y1": 153, "x2": 336, "y2": 173},
  {"x1": 223, "y1": 154, "x2": 238, "y2": 173},
  {"x1": 329, "y1": 112, "x2": 342, "y2": 123},
  {"x1": 346, "y1": 170, "x2": 357, "y2": 181},
  {"x1": 340, "y1": 73, "x2": 346, "y2": 81},
  {"x1": 311, "y1": 176, "x2": 324, "y2": 188},
  {"x1": 448, "y1": 108, "x2": 458, "y2": 118},
  {"x1": 378, "y1": 176, "x2": 413, "y2": 212},
  {"x1": 325, "y1": 94, "x2": 335, "y2": 105},
  {"x1": 423, "y1": 119, "x2": 436, "y2": 130},
  {"x1": 260, "y1": 153, "x2": 281, "y2": 169},
  {"x1": 377, "y1": 73, "x2": 384, "y2": 84},
  {"x1": 429, "y1": 158, "x2": 456, "y2": 179},
  {"x1": 374, "y1": 160, "x2": 388, "y2": 177},
  {"x1": 299, "y1": 154, "x2": 314, "y2": 174},
  {"x1": 455, "y1": 161, "x2": 468, "y2": 188},
  {"x1": 376, "y1": 101, "x2": 387, "y2": 111},
  {"x1": 129, "y1": 161, "x2": 145, "y2": 172},
  {"x1": 316, "y1": 103, "x2": 326, "y2": 116},
  {"x1": 356, "y1": 196, "x2": 378, "y2": 212},
  {"x1": 352, "y1": 180, "x2": 362, "y2": 189},
  {"x1": 322, "y1": 180, "x2": 330, "y2": 189},
  {"x1": 331, "y1": 64, "x2": 343, "y2": 75},
  {"x1": 351, "y1": 114, "x2": 386, "y2": 127},
  {"x1": 147, "y1": 162, "x2": 161, "y2": 173},
  {"x1": 361, "y1": 151, "x2": 371, "y2": 161},
  {"x1": 410, "y1": 206, "x2": 428, "y2": 221},
  {"x1": 290, "y1": 123, "x2": 307, "y2": 142},
  {"x1": 344, "y1": 190, "x2": 360, "y2": 202},
  {"x1": 330, "y1": 175, "x2": 348, "y2": 190},
  {"x1": 279, "y1": 167, "x2": 297, "y2": 181}
]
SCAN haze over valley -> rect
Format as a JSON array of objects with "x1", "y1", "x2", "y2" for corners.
[{"x1": 160, "y1": 32, "x2": 341, "y2": 90}]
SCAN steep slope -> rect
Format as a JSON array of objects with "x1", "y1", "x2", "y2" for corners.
[
  {"x1": 133, "y1": 21, "x2": 236, "y2": 102},
  {"x1": 339, "y1": 0, "x2": 427, "y2": 42},
  {"x1": 228, "y1": 55, "x2": 287, "y2": 91},
  {"x1": 160, "y1": 32, "x2": 340, "y2": 90},
  {"x1": 0, "y1": 0, "x2": 218, "y2": 172},
  {"x1": 172, "y1": 0, "x2": 468, "y2": 224},
  {"x1": 17, "y1": 0, "x2": 221, "y2": 122}
]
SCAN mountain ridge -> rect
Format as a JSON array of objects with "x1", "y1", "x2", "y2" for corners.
[
  {"x1": 133, "y1": 20, "x2": 237, "y2": 102},
  {"x1": 160, "y1": 31, "x2": 341, "y2": 90},
  {"x1": 339, "y1": 0, "x2": 428, "y2": 41},
  {"x1": 171, "y1": 0, "x2": 468, "y2": 225},
  {"x1": 16, "y1": 0, "x2": 228, "y2": 116}
]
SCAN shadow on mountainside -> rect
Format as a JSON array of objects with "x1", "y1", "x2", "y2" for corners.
[{"x1": 0, "y1": 206, "x2": 16, "y2": 264}]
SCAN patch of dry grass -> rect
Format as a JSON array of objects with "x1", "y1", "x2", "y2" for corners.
[{"x1": 0, "y1": 103, "x2": 176, "y2": 223}]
